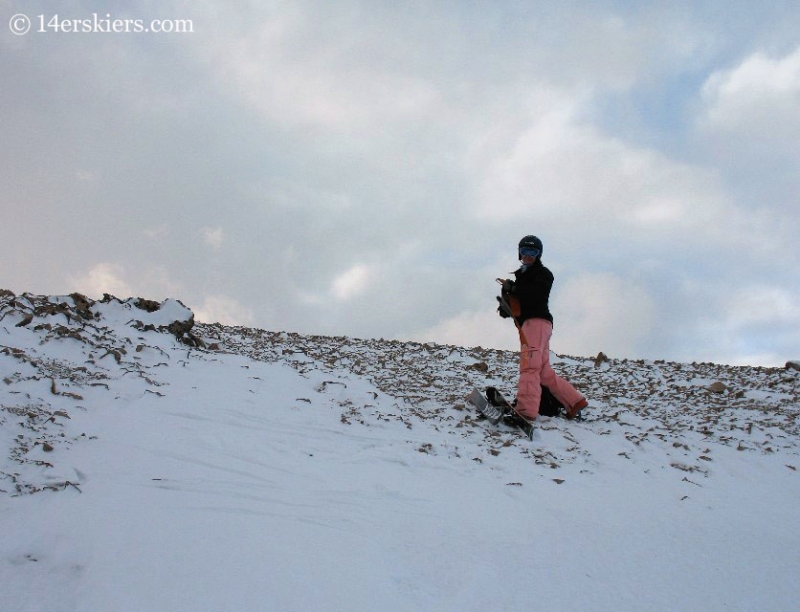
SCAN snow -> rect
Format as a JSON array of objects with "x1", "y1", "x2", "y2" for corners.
[
  {"x1": 1, "y1": 292, "x2": 798, "y2": 611},
  {"x1": 90, "y1": 296, "x2": 193, "y2": 329}
]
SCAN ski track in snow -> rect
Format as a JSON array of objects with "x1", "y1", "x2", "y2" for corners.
[{"x1": 0, "y1": 291, "x2": 798, "y2": 612}]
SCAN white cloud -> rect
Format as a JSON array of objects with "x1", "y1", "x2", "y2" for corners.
[
  {"x1": 412, "y1": 309, "x2": 518, "y2": 352},
  {"x1": 723, "y1": 285, "x2": 798, "y2": 327},
  {"x1": 699, "y1": 46, "x2": 800, "y2": 138},
  {"x1": 192, "y1": 295, "x2": 255, "y2": 326},
  {"x1": 692, "y1": 46, "x2": 800, "y2": 257},
  {"x1": 330, "y1": 264, "x2": 376, "y2": 302},
  {"x1": 68, "y1": 264, "x2": 180, "y2": 302},
  {"x1": 144, "y1": 224, "x2": 170, "y2": 239},
  {"x1": 684, "y1": 286, "x2": 799, "y2": 367},
  {"x1": 696, "y1": 45, "x2": 800, "y2": 199},
  {"x1": 726, "y1": 352, "x2": 787, "y2": 368},
  {"x1": 202, "y1": 227, "x2": 225, "y2": 251},
  {"x1": 6, "y1": 1, "x2": 798, "y2": 368},
  {"x1": 551, "y1": 273, "x2": 656, "y2": 359},
  {"x1": 200, "y1": 10, "x2": 442, "y2": 134},
  {"x1": 69, "y1": 263, "x2": 133, "y2": 299},
  {"x1": 74, "y1": 169, "x2": 96, "y2": 182},
  {"x1": 70, "y1": 268, "x2": 258, "y2": 328},
  {"x1": 472, "y1": 96, "x2": 725, "y2": 235}
]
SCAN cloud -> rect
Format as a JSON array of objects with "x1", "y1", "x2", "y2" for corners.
[
  {"x1": 694, "y1": 283, "x2": 800, "y2": 366},
  {"x1": 74, "y1": 169, "x2": 97, "y2": 183},
  {"x1": 699, "y1": 46, "x2": 800, "y2": 139},
  {"x1": 67, "y1": 263, "x2": 179, "y2": 301},
  {"x1": 4, "y1": 1, "x2": 798, "y2": 367},
  {"x1": 202, "y1": 227, "x2": 225, "y2": 251},
  {"x1": 199, "y1": 6, "x2": 443, "y2": 134},
  {"x1": 550, "y1": 273, "x2": 656, "y2": 359},
  {"x1": 412, "y1": 309, "x2": 518, "y2": 352},
  {"x1": 191, "y1": 294, "x2": 255, "y2": 326},
  {"x1": 69, "y1": 263, "x2": 133, "y2": 299},
  {"x1": 144, "y1": 225, "x2": 170, "y2": 240},
  {"x1": 723, "y1": 285, "x2": 798, "y2": 327},
  {"x1": 695, "y1": 45, "x2": 800, "y2": 207},
  {"x1": 68, "y1": 265, "x2": 258, "y2": 328},
  {"x1": 330, "y1": 264, "x2": 376, "y2": 302},
  {"x1": 472, "y1": 95, "x2": 726, "y2": 236}
]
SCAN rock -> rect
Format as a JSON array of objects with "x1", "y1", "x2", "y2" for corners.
[
  {"x1": 708, "y1": 381, "x2": 727, "y2": 393},
  {"x1": 15, "y1": 313, "x2": 33, "y2": 327},
  {"x1": 166, "y1": 317, "x2": 205, "y2": 348},
  {"x1": 786, "y1": 360, "x2": 800, "y2": 372},
  {"x1": 134, "y1": 298, "x2": 161, "y2": 313},
  {"x1": 594, "y1": 352, "x2": 609, "y2": 367},
  {"x1": 69, "y1": 292, "x2": 94, "y2": 320}
]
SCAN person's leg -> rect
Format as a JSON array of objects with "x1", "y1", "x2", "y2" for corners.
[
  {"x1": 535, "y1": 326, "x2": 586, "y2": 415},
  {"x1": 516, "y1": 319, "x2": 549, "y2": 418},
  {"x1": 539, "y1": 352, "x2": 585, "y2": 411},
  {"x1": 518, "y1": 319, "x2": 586, "y2": 417}
]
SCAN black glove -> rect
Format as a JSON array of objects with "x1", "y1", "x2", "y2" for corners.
[
  {"x1": 500, "y1": 279, "x2": 515, "y2": 294},
  {"x1": 497, "y1": 296, "x2": 511, "y2": 318}
]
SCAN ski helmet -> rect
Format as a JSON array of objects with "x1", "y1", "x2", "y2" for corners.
[{"x1": 518, "y1": 235, "x2": 543, "y2": 259}]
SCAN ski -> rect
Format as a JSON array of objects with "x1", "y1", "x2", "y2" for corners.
[{"x1": 467, "y1": 386, "x2": 535, "y2": 440}]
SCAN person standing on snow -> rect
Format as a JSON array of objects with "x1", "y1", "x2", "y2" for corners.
[{"x1": 499, "y1": 235, "x2": 587, "y2": 420}]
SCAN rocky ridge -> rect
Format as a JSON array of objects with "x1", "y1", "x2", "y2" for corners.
[
  {"x1": 1, "y1": 290, "x2": 798, "y2": 495},
  {"x1": 0, "y1": 291, "x2": 199, "y2": 494},
  {"x1": 200, "y1": 322, "x2": 799, "y2": 467}
]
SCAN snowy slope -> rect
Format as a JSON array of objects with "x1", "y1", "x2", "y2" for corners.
[{"x1": 1, "y1": 291, "x2": 798, "y2": 612}]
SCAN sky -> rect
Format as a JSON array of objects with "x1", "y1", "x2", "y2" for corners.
[{"x1": 2, "y1": 0, "x2": 799, "y2": 366}]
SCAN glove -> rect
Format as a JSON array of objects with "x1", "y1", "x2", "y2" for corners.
[{"x1": 497, "y1": 296, "x2": 511, "y2": 318}]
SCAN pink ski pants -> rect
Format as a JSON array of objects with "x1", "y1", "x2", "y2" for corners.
[{"x1": 516, "y1": 318, "x2": 584, "y2": 419}]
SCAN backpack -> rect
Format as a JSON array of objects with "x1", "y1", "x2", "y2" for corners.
[{"x1": 539, "y1": 385, "x2": 564, "y2": 417}]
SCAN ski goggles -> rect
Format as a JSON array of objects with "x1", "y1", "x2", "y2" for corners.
[{"x1": 519, "y1": 247, "x2": 540, "y2": 258}]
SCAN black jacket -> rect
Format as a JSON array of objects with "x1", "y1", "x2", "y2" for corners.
[{"x1": 513, "y1": 260, "x2": 554, "y2": 324}]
